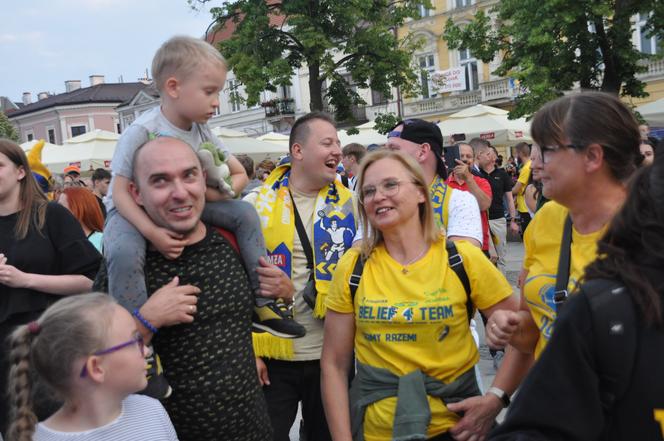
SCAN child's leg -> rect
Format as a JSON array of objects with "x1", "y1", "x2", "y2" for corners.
[
  {"x1": 203, "y1": 200, "x2": 306, "y2": 339},
  {"x1": 103, "y1": 209, "x2": 148, "y2": 311},
  {"x1": 103, "y1": 210, "x2": 172, "y2": 398},
  {"x1": 202, "y1": 200, "x2": 269, "y2": 304}
]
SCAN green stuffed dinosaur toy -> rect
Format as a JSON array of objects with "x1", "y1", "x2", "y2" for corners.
[{"x1": 197, "y1": 142, "x2": 235, "y2": 197}]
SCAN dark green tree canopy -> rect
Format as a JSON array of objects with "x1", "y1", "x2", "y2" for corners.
[
  {"x1": 0, "y1": 112, "x2": 19, "y2": 143},
  {"x1": 443, "y1": 0, "x2": 664, "y2": 118},
  {"x1": 195, "y1": 0, "x2": 431, "y2": 122}
]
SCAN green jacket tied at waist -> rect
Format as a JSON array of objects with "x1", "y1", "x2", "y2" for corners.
[{"x1": 349, "y1": 361, "x2": 480, "y2": 441}]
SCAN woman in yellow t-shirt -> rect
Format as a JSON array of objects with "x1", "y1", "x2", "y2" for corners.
[
  {"x1": 449, "y1": 92, "x2": 643, "y2": 438},
  {"x1": 321, "y1": 150, "x2": 517, "y2": 441}
]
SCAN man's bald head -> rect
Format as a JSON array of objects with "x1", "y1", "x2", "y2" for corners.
[
  {"x1": 130, "y1": 137, "x2": 207, "y2": 235},
  {"x1": 132, "y1": 137, "x2": 198, "y2": 185}
]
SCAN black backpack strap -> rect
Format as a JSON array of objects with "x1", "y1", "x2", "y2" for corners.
[
  {"x1": 554, "y1": 215, "x2": 573, "y2": 309},
  {"x1": 583, "y1": 279, "x2": 638, "y2": 413},
  {"x1": 290, "y1": 191, "x2": 314, "y2": 277},
  {"x1": 445, "y1": 240, "x2": 473, "y2": 323},
  {"x1": 349, "y1": 254, "x2": 365, "y2": 303}
]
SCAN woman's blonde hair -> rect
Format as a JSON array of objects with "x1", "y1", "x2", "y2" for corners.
[
  {"x1": 6, "y1": 293, "x2": 115, "y2": 441},
  {"x1": 356, "y1": 149, "x2": 440, "y2": 258}
]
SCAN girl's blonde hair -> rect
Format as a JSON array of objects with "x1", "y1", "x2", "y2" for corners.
[
  {"x1": 356, "y1": 149, "x2": 440, "y2": 258},
  {"x1": 6, "y1": 293, "x2": 115, "y2": 441}
]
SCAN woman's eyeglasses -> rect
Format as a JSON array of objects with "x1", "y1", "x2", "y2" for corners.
[
  {"x1": 80, "y1": 332, "x2": 145, "y2": 377},
  {"x1": 540, "y1": 143, "x2": 585, "y2": 163},
  {"x1": 360, "y1": 179, "x2": 417, "y2": 205}
]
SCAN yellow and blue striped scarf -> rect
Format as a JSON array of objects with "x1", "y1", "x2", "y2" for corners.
[
  {"x1": 253, "y1": 165, "x2": 357, "y2": 359},
  {"x1": 430, "y1": 175, "x2": 453, "y2": 232}
]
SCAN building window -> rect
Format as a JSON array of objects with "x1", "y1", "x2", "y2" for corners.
[
  {"x1": 371, "y1": 88, "x2": 388, "y2": 106},
  {"x1": 459, "y1": 48, "x2": 479, "y2": 91},
  {"x1": 455, "y1": 0, "x2": 472, "y2": 8},
  {"x1": 47, "y1": 128, "x2": 56, "y2": 144},
  {"x1": 213, "y1": 105, "x2": 221, "y2": 116},
  {"x1": 122, "y1": 114, "x2": 135, "y2": 130},
  {"x1": 227, "y1": 80, "x2": 243, "y2": 113},
  {"x1": 637, "y1": 13, "x2": 660, "y2": 54},
  {"x1": 418, "y1": 54, "x2": 437, "y2": 99},
  {"x1": 26, "y1": 133, "x2": 34, "y2": 142},
  {"x1": 280, "y1": 84, "x2": 292, "y2": 100},
  {"x1": 71, "y1": 125, "x2": 86, "y2": 137},
  {"x1": 417, "y1": 4, "x2": 432, "y2": 17}
]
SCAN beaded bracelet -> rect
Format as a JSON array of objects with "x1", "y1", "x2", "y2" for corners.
[{"x1": 133, "y1": 308, "x2": 158, "y2": 334}]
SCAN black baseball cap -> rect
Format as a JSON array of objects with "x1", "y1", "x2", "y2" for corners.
[{"x1": 388, "y1": 119, "x2": 447, "y2": 179}]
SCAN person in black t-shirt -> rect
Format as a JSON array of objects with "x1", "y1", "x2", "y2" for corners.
[
  {"x1": 0, "y1": 139, "x2": 101, "y2": 437},
  {"x1": 91, "y1": 167, "x2": 110, "y2": 219},
  {"x1": 471, "y1": 139, "x2": 518, "y2": 273}
]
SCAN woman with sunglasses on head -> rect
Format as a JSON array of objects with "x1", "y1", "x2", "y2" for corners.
[
  {"x1": 447, "y1": 92, "x2": 642, "y2": 440},
  {"x1": 321, "y1": 150, "x2": 517, "y2": 441},
  {"x1": 6, "y1": 293, "x2": 178, "y2": 441},
  {"x1": 0, "y1": 139, "x2": 102, "y2": 436}
]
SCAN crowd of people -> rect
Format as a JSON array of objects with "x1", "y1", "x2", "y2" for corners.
[{"x1": 1, "y1": 34, "x2": 663, "y2": 441}]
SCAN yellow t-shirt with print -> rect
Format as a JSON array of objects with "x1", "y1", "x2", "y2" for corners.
[
  {"x1": 523, "y1": 201, "x2": 607, "y2": 358},
  {"x1": 326, "y1": 238, "x2": 513, "y2": 441},
  {"x1": 516, "y1": 160, "x2": 531, "y2": 213}
]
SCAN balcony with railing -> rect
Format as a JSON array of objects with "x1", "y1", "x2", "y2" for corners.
[
  {"x1": 637, "y1": 57, "x2": 664, "y2": 81},
  {"x1": 322, "y1": 103, "x2": 369, "y2": 127},
  {"x1": 262, "y1": 98, "x2": 296, "y2": 121},
  {"x1": 403, "y1": 78, "x2": 517, "y2": 117}
]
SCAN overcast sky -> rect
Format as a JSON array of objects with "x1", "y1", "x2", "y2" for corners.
[{"x1": 1, "y1": 0, "x2": 216, "y2": 103}]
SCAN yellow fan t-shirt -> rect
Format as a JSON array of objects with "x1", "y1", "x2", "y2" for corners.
[
  {"x1": 516, "y1": 160, "x2": 531, "y2": 213},
  {"x1": 523, "y1": 201, "x2": 607, "y2": 358},
  {"x1": 326, "y1": 238, "x2": 513, "y2": 441}
]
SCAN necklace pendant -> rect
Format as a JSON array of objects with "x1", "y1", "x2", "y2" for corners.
[{"x1": 402, "y1": 267, "x2": 409, "y2": 275}]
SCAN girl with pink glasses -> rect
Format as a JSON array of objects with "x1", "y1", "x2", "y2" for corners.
[{"x1": 5, "y1": 293, "x2": 178, "y2": 441}]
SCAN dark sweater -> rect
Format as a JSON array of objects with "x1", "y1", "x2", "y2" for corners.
[
  {"x1": 94, "y1": 226, "x2": 271, "y2": 441},
  {"x1": 490, "y1": 278, "x2": 664, "y2": 441}
]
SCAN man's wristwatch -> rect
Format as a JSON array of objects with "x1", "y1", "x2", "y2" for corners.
[{"x1": 486, "y1": 386, "x2": 511, "y2": 408}]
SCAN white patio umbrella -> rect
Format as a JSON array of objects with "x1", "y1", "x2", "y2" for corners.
[
  {"x1": 211, "y1": 126, "x2": 288, "y2": 162},
  {"x1": 338, "y1": 120, "x2": 386, "y2": 147},
  {"x1": 20, "y1": 139, "x2": 60, "y2": 152},
  {"x1": 257, "y1": 132, "x2": 290, "y2": 149},
  {"x1": 39, "y1": 129, "x2": 120, "y2": 173},
  {"x1": 438, "y1": 104, "x2": 531, "y2": 146},
  {"x1": 636, "y1": 98, "x2": 664, "y2": 127}
]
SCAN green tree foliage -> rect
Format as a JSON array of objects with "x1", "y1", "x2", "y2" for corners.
[
  {"x1": 373, "y1": 111, "x2": 400, "y2": 134},
  {"x1": 443, "y1": 0, "x2": 664, "y2": 118},
  {"x1": 0, "y1": 112, "x2": 19, "y2": 142},
  {"x1": 194, "y1": 0, "x2": 431, "y2": 122}
]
